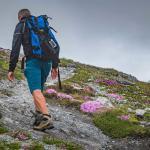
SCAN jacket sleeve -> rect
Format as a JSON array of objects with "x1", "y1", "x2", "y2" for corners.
[{"x1": 8, "y1": 22, "x2": 23, "y2": 72}]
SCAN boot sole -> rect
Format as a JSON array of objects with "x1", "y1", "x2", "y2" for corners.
[{"x1": 33, "y1": 124, "x2": 54, "y2": 131}]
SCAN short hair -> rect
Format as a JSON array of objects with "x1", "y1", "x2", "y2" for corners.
[{"x1": 18, "y1": 9, "x2": 31, "y2": 18}]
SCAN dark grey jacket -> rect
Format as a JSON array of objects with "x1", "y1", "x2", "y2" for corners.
[{"x1": 9, "y1": 18, "x2": 58, "y2": 72}]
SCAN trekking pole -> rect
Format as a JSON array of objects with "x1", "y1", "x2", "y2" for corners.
[
  {"x1": 58, "y1": 66, "x2": 62, "y2": 90},
  {"x1": 21, "y1": 56, "x2": 25, "y2": 73}
]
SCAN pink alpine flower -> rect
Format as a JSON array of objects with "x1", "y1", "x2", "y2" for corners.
[
  {"x1": 57, "y1": 93, "x2": 73, "y2": 100},
  {"x1": 80, "y1": 100, "x2": 104, "y2": 113},
  {"x1": 106, "y1": 93, "x2": 124, "y2": 101},
  {"x1": 83, "y1": 96, "x2": 93, "y2": 101},
  {"x1": 16, "y1": 132, "x2": 29, "y2": 141},
  {"x1": 95, "y1": 79, "x2": 119, "y2": 85},
  {"x1": 46, "y1": 88, "x2": 57, "y2": 94},
  {"x1": 94, "y1": 79, "x2": 103, "y2": 83},
  {"x1": 118, "y1": 114, "x2": 130, "y2": 121},
  {"x1": 105, "y1": 80, "x2": 118, "y2": 85}
]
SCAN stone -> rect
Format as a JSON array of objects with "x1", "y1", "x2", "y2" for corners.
[
  {"x1": 145, "y1": 108, "x2": 150, "y2": 112},
  {"x1": 128, "y1": 108, "x2": 134, "y2": 113},
  {"x1": 83, "y1": 86, "x2": 96, "y2": 95},
  {"x1": 140, "y1": 121, "x2": 150, "y2": 127},
  {"x1": 135, "y1": 109, "x2": 146, "y2": 117},
  {"x1": 96, "y1": 97, "x2": 114, "y2": 108},
  {"x1": 71, "y1": 83, "x2": 83, "y2": 90}
]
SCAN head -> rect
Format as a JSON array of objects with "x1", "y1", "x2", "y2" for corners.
[{"x1": 18, "y1": 9, "x2": 31, "y2": 21}]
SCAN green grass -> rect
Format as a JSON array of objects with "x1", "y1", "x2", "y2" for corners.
[
  {"x1": 0, "y1": 141, "x2": 20, "y2": 150},
  {"x1": 93, "y1": 110, "x2": 150, "y2": 138},
  {"x1": 29, "y1": 142, "x2": 44, "y2": 150},
  {"x1": 43, "y1": 136, "x2": 82, "y2": 150},
  {"x1": 0, "y1": 51, "x2": 23, "y2": 80},
  {"x1": 60, "y1": 58, "x2": 75, "y2": 67},
  {"x1": 0, "y1": 123, "x2": 8, "y2": 134}
]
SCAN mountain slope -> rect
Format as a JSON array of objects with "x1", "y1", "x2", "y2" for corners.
[{"x1": 0, "y1": 49, "x2": 150, "y2": 150}]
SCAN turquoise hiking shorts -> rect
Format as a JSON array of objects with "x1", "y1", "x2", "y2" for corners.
[{"x1": 24, "y1": 58, "x2": 52, "y2": 93}]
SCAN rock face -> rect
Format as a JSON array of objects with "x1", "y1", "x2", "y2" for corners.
[{"x1": 117, "y1": 72, "x2": 138, "y2": 82}]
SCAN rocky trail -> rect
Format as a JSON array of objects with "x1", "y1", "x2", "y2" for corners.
[{"x1": 0, "y1": 67, "x2": 150, "y2": 150}]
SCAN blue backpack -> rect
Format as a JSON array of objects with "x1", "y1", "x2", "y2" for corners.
[{"x1": 25, "y1": 15, "x2": 60, "y2": 61}]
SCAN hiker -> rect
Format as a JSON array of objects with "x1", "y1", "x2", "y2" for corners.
[{"x1": 7, "y1": 9, "x2": 60, "y2": 131}]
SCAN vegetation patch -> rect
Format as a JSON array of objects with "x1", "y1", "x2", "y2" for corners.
[
  {"x1": 0, "y1": 51, "x2": 23, "y2": 80},
  {"x1": 9, "y1": 130, "x2": 32, "y2": 141},
  {"x1": 93, "y1": 109, "x2": 150, "y2": 138},
  {"x1": 0, "y1": 141, "x2": 20, "y2": 150},
  {"x1": 29, "y1": 142, "x2": 44, "y2": 150},
  {"x1": 0, "y1": 123, "x2": 8, "y2": 134},
  {"x1": 60, "y1": 58, "x2": 75, "y2": 67},
  {"x1": 45, "y1": 58, "x2": 150, "y2": 138},
  {"x1": 43, "y1": 135, "x2": 82, "y2": 150}
]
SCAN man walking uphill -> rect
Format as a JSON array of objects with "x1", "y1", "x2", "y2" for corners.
[{"x1": 7, "y1": 9, "x2": 60, "y2": 131}]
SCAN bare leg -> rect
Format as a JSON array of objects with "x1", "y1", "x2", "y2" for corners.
[{"x1": 32, "y1": 89, "x2": 48, "y2": 115}]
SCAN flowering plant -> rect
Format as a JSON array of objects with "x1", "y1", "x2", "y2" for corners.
[
  {"x1": 118, "y1": 114, "x2": 130, "y2": 121},
  {"x1": 57, "y1": 93, "x2": 73, "y2": 100},
  {"x1": 80, "y1": 100, "x2": 104, "y2": 113},
  {"x1": 46, "y1": 88, "x2": 57, "y2": 94},
  {"x1": 106, "y1": 93, "x2": 124, "y2": 101},
  {"x1": 95, "y1": 79, "x2": 118, "y2": 86},
  {"x1": 46, "y1": 88, "x2": 73, "y2": 100},
  {"x1": 83, "y1": 96, "x2": 93, "y2": 101}
]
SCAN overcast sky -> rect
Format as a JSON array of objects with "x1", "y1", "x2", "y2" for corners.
[{"x1": 0, "y1": 0, "x2": 150, "y2": 82}]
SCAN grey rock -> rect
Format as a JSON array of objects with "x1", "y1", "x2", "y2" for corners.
[
  {"x1": 0, "y1": 135, "x2": 14, "y2": 142},
  {"x1": 140, "y1": 121, "x2": 150, "y2": 127},
  {"x1": 128, "y1": 108, "x2": 135, "y2": 113},
  {"x1": 136, "y1": 109, "x2": 146, "y2": 117}
]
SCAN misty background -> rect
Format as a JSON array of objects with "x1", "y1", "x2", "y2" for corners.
[{"x1": 0, "y1": 0, "x2": 149, "y2": 82}]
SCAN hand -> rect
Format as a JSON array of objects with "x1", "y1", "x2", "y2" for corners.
[
  {"x1": 51, "y1": 68, "x2": 58, "y2": 80},
  {"x1": 7, "y1": 72, "x2": 15, "y2": 81}
]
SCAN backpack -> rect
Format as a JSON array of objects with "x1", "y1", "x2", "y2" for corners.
[
  {"x1": 21, "y1": 15, "x2": 62, "y2": 89},
  {"x1": 25, "y1": 15, "x2": 60, "y2": 62}
]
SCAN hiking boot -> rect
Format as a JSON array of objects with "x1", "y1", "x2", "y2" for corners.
[
  {"x1": 32, "y1": 110, "x2": 43, "y2": 126},
  {"x1": 33, "y1": 114, "x2": 54, "y2": 131}
]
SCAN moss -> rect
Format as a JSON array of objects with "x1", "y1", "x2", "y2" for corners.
[
  {"x1": 0, "y1": 123, "x2": 8, "y2": 134},
  {"x1": 129, "y1": 115, "x2": 139, "y2": 124},
  {"x1": 43, "y1": 136, "x2": 82, "y2": 150},
  {"x1": 136, "y1": 81, "x2": 150, "y2": 96},
  {"x1": 29, "y1": 142, "x2": 44, "y2": 150},
  {"x1": 143, "y1": 113, "x2": 150, "y2": 122},
  {"x1": 0, "y1": 141, "x2": 20, "y2": 150},
  {"x1": 93, "y1": 110, "x2": 150, "y2": 138}
]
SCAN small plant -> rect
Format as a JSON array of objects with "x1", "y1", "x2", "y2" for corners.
[
  {"x1": 29, "y1": 142, "x2": 44, "y2": 150},
  {"x1": 0, "y1": 141, "x2": 20, "y2": 150},
  {"x1": 80, "y1": 100, "x2": 104, "y2": 113},
  {"x1": 43, "y1": 136, "x2": 82, "y2": 150},
  {"x1": 0, "y1": 123, "x2": 8, "y2": 134}
]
